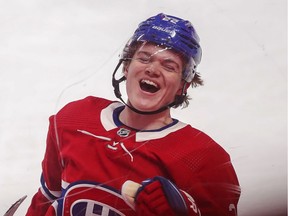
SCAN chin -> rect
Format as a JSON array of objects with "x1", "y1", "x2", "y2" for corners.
[
  {"x1": 129, "y1": 95, "x2": 170, "y2": 111},
  {"x1": 133, "y1": 101, "x2": 165, "y2": 112},
  {"x1": 134, "y1": 105, "x2": 158, "y2": 112}
]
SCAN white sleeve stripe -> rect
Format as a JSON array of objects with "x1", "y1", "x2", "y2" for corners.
[
  {"x1": 62, "y1": 179, "x2": 70, "y2": 189},
  {"x1": 40, "y1": 187, "x2": 55, "y2": 201}
]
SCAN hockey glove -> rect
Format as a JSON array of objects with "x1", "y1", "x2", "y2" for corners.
[{"x1": 135, "y1": 176, "x2": 200, "y2": 216}]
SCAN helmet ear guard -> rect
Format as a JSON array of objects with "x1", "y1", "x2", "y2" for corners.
[{"x1": 182, "y1": 57, "x2": 197, "y2": 83}]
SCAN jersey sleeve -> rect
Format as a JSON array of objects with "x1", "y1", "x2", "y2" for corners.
[
  {"x1": 26, "y1": 115, "x2": 63, "y2": 215},
  {"x1": 177, "y1": 144, "x2": 240, "y2": 216},
  {"x1": 160, "y1": 127, "x2": 241, "y2": 216},
  {"x1": 187, "y1": 161, "x2": 240, "y2": 216}
]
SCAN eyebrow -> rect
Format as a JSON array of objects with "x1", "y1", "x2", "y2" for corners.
[{"x1": 135, "y1": 50, "x2": 152, "y2": 56}]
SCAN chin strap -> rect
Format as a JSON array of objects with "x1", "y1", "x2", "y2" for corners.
[{"x1": 112, "y1": 59, "x2": 186, "y2": 115}]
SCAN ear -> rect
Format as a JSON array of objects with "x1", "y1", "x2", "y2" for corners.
[
  {"x1": 176, "y1": 81, "x2": 191, "y2": 95},
  {"x1": 123, "y1": 63, "x2": 130, "y2": 78}
]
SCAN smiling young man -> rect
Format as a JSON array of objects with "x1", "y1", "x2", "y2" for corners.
[
  {"x1": 120, "y1": 43, "x2": 186, "y2": 130},
  {"x1": 27, "y1": 13, "x2": 241, "y2": 216}
]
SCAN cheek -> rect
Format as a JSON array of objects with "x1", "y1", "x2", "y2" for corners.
[
  {"x1": 172, "y1": 78, "x2": 184, "y2": 95},
  {"x1": 124, "y1": 62, "x2": 138, "y2": 77},
  {"x1": 125, "y1": 62, "x2": 147, "y2": 82},
  {"x1": 125, "y1": 65, "x2": 139, "y2": 89},
  {"x1": 167, "y1": 73, "x2": 182, "y2": 86}
]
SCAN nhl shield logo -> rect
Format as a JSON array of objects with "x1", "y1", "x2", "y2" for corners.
[{"x1": 117, "y1": 128, "x2": 130, "y2": 137}]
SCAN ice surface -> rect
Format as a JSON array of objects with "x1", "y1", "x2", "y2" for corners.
[{"x1": 0, "y1": 0, "x2": 286, "y2": 215}]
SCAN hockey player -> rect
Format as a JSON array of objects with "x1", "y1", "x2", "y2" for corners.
[{"x1": 26, "y1": 13, "x2": 241, "y2": 216}]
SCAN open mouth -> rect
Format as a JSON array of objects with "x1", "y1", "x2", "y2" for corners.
[{"x1": 140, "y1": 79, "x2": 160, "y2": 93}]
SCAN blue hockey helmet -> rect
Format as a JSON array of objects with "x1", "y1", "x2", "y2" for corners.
[{"x1": 122, "y1": 13, "x2": 202, "y2": 82}]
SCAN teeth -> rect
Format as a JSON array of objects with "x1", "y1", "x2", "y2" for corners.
[{"x1": 141, "y1": 79, "x2": 158, "y2": 88}]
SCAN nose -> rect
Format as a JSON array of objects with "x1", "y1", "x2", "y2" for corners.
[{"x1": 145, "y1": 61, "x2": 160, "y2": 76}]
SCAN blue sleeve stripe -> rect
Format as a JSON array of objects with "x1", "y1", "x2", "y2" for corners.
[{"x1": 40, "y1": 173, "x2": 61, "y2": 200}]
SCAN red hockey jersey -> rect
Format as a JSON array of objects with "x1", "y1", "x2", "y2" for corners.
[{"x1": 26, "y1": 96, "x2": 240, "y2": 216}]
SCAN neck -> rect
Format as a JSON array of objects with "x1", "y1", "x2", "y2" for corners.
[{"x1": 119, "y1": 106, "x2": 173, "y2": 131}]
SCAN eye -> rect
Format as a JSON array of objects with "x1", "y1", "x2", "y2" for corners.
[
  {"x1": 134, "y1": 53, "x2": 150, "y2": 64},
  {"x1": 162, "y1": 61, "x2": 179, "y2": 73},
  {"x1": 137, "y1": 57, "x2": 150, "y2": 64}
]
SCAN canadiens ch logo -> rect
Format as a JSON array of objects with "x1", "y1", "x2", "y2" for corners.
[{"x1": 117, "y1": 128, "x2": 130, "y2": 137}]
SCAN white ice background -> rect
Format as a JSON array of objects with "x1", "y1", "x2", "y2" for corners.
[{"x1": 0, "y1": 0, "x2": 286, "y2": 215}]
